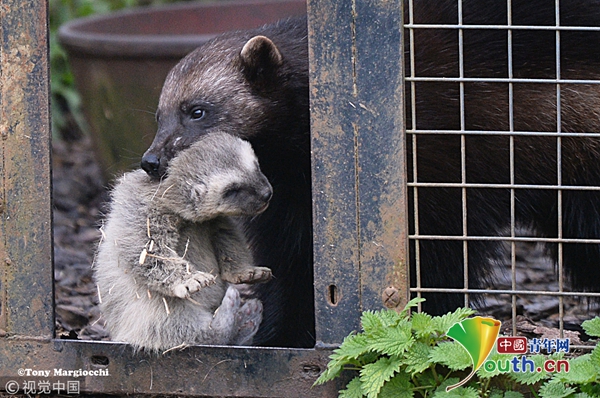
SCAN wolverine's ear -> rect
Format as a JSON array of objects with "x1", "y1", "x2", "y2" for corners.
[{"x1": 240, "y1": 35, "x2": 283, "y2": 81}]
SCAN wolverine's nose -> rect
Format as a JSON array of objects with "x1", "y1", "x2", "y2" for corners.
[{"x1": 141, "y1": 154, "x2": 161, "y2": 178}]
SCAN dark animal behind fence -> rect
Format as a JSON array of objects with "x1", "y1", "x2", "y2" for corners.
[{"x1": 408, "y1": 0, "x2": 600, "y2": 313}]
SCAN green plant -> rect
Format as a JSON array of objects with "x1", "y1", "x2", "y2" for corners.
[{"x1": 314, "y1": 298, "x2": 600, "y2": 398}]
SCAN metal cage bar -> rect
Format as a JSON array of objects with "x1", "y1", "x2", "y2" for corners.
[
  {"x1": 0, "y1": 0, "x2": 54, "y2": 340},
  {"x1": 554, "y1": 0, "x2": 566, "y2": 336},
  {"x1": 507, "y1": 0, "x2": 518, "y2": 336},
  {"x1": 457, "y1": 0, "x2": 469, "y2": 308},
  {"x1": 309, "y1": 0, "x2": 407, "y2": 346}
]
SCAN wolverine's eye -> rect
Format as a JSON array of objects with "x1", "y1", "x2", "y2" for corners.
[{"x1": 190, "y1": 107, "x2": 206, "y2": 120}]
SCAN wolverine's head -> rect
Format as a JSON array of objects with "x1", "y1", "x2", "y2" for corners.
[{"x1": 141, "y1": 31, "x2": 288, "y2": 179}]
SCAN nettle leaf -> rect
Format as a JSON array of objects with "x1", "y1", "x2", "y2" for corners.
[
  {"x1": 378, "y1": 309, "x2": 403, "y2": 327},
  {"x1": 313, "y1": 359, "x2": 344, "y2": 386},
  {"x1": 411, "y1": 312, "x2": 437, "y2": 339},
  {"x1": 591, "y1": 345, "x2": 600, "y2": 367},
  {"x1": 339, "y1": 377, "x2": 365, "y2": 398},
  {"x1": 367, "y1": 320, "x2": 415, "y2": 357},
  {"x1": 430, "y1": 341, "x2": 472, "y2": 371},
  {"x1": 441, "y1": 387, "x2": 480, "y2": 398},
  {"x1": 539, "y1": 381, "x2": 576, "y2": 398},
  {"x1": 433, "y1": 378, "x2": 459, "y2": 395},
  {"x1": 314, "y1": 333, "x2": 370, "y2": 385},
  {"x1": 359, "y1": 356, "x2": 402, "y2": 398},
  {"x1": 582, "y1": 317, "x2": 600, "y2": 338},
  {"x1": 398, "y1": 297, "x2": 426, "y2": 319},
  {"x1": 490, "y1": 390, "x2": 525, "y2": 398},
  {"x1": 360, "y1": 311, "x2": 381, "y2": 334},
  {"x1": 502, "y1": 392, "x2": 525, "y2": 398},
  {"x1": 358, "y1": 350, "x2": 383, "y2": 366},
  {"x1": 361, "y1": 311, "x2": 387, "y2": 334},
  {"x1": 432, "y1": 379, "x2": 479, "y2": 398},
  {"x1": 413, "y1": 370, "x2": 437, "y2": 390},
  {"x1": 551, "y1": 354, "x2": 596, "y2": 384},
  {"x1": 571, "y1": 393, "x2": 594, "y2": 398},
  {"x1": 336, "y1": 333, "x2": 372, "y2": 362},
  {"x1": 432, "y1": 307, "x2": 477, "y2": 334},
  {"x1": 361, "y1": 310, "x2": 401, "y2": 335},
  {"x1": 581, "y1": 382, "x2": 600, "y2": 397},
  {"x1": 403, "y1": 341, "x2": 434, "y2": 376},
  {"x1": 508, "y1": 355, "x2": 551, "y2": 385},
  {"x1": 378, "y1": 372, "x2": 414, "y2": 398}
]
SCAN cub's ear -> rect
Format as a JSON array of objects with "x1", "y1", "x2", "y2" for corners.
[
  {"x1": 240, "y1": 35, "x2": 283, "y2": 81},
  {"x1": 189, "y1": 182, "x2": 207, "y2": 205}
]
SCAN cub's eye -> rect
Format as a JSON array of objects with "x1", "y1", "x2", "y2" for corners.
[
  {"x1": 190, "y1": 107, "x2": 206, "y2": 120},
  {"x1": 223, "y1": 185, "x2": 242, "y2": 200}
]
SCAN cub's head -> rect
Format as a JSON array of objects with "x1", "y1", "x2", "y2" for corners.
[
  {"x1": 140, "y1": 17, "x2": 308, "y2": 179},
  {"x1": 161, "y1": 132, "x2": 272, "y2": 222}
]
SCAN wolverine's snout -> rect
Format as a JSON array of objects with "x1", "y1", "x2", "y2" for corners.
[{"x1": 141, "y1": 153, "x2": 162, "y2": 178}]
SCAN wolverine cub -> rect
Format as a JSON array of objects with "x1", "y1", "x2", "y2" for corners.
[{"x1": 94, "y1": 132, "x2": 273, "y2": 352}]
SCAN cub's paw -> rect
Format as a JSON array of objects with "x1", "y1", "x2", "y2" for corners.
[
  {"x1": 171, "y1": 271, "x2": 217, "y2": 298},
  {"x1": 211, "y1": 286, "x2": 242, "y2": 331},
  {"x1": 221, "y1": 266, "x2": 272, "y2": 285},
  {"x1": 233, "y1": 299, "x2": 263, "y2": 345},
  {"x1": 220, "y1": 285, "x2": 241, "y2": 311}
]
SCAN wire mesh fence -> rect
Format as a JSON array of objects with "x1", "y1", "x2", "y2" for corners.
[{"x1": 405, "y1": 0, "x2": 600, "y2": 342}]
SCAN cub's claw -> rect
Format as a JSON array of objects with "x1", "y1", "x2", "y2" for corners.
[
  {"x1": 221, "y1": 266, "x2": 272, "y2": 284},
  {"x1": 172, "y1": 271, "x2": 216, "y2": 298}
]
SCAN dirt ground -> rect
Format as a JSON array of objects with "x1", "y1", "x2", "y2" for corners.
[
  {"x1": 53, "y1": 135, "x2": 110, "y2": 341},
  {"x1": 51, "y1": 134, "x2": 598, "y2": 344}
]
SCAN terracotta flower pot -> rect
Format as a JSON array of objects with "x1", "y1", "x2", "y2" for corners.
[{"x1": 59, "y1": 0, "x2": 306, "y2": 178}]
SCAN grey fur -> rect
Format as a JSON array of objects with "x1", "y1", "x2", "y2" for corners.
[{"x1": 94, "y1": 132, "x2": 272, "y2": 352}]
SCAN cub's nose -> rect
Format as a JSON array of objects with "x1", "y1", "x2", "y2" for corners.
[
  {"x1": 261, "y1": 186, "x2": 273, "y2": 203},
  {"x1": 141, "y1": 154, "x2": 161, "y2": 178}
]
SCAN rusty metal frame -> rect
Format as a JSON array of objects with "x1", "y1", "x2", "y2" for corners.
[
  {"x1": 309, "y1": 0, "x2": 408, "y2": 347},
  {"x1": 0, "y1": 0, "x2": 407, "y2": 396}
]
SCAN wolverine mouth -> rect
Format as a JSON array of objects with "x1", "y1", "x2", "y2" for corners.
[{"x1": 256, "y1": 202, "x2": 270, "y2": 214}]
